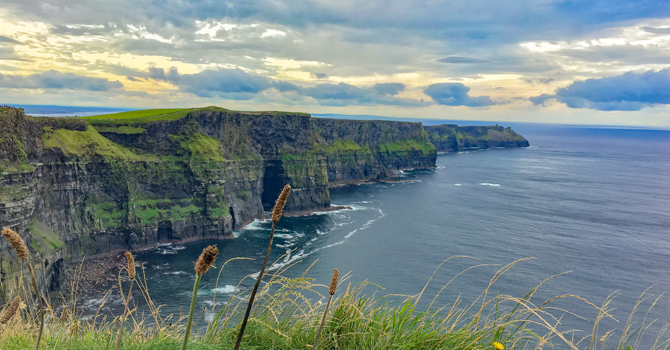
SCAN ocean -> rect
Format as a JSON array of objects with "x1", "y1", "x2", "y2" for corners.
[{"x1": 27, "y1": 106, "x2": 670, "y2": 347}]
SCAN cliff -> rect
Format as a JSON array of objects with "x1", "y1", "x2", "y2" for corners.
[
  {"x1": 424, "y1": 124, "x2": 529, "y2": 151},
  {"x1": 0, "y1": 107, "x2": 437, "y2": 301}
]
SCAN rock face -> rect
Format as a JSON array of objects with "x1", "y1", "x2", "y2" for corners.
[
  {"x1": 0, "y1": 107, "x2": 529, "y2": 301},
  {"x1": 0, "y1": 107, "x2": 439, "y2": 301},
  {"x1": 424, "y1": 124, "x2": 529, "y2": 151}
]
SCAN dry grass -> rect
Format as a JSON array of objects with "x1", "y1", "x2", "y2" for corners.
[{"x1": 0, "y1": 254, "x2": 668, "y2": 350}]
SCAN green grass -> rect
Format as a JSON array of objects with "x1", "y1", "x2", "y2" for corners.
[
  {"x1": 83, "y1": 109, "x2": 187, "y2": 121},
  {"x1": 93, "y1": 125, "x2": 147, "y2": 134},
  {"x1": 0, "y1": 257, "x2": 668, "y2": 350},
  {"x1": 42, "y1": 125, "x2": 140, "y2": 160},
  {"x1": 179, "y1": 133, "x2": 225, "y2": 162},
  {"x1": 375, "y1": 138, "x2": 436, "y2": 155}
]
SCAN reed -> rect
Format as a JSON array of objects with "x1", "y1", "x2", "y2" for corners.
[
  {"x1": 234, "y1": 184, "x2": 291, "y2": 350},
  {"x1": 0, "y1": 297, "x2": 20, "y2": 324},
  {"x1": 116, "y1": 251, "x2": 136, "y2": 350},
  {"x1": 2, "y1": 227, "x2": 44, "y2": 350},
  {"x1": 182, "y1": 245, "x2": 219, "y2": 350},
  {"x1": 313, "y1": 268, "x2": 338, "y2": 349}
]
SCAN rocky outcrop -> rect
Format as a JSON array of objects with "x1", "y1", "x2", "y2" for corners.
[{"x1": 424, "y1": 124, "x2": 529, "y2": 151}]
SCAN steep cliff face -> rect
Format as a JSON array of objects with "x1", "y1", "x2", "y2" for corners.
[
  {"x1": 311, "y1": 119, "x2": 436, "y2": 185},
  {"x1": 0, "y1": 107, "x2": 443, "y2": 301},
  {"x1": 424, "y1": 124, "x2": 529, "y2": 151}
]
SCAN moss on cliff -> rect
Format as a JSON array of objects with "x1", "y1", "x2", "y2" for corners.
[
  {"x1": 375, "y1": 138, "x2": 435, "y2": 156},
  {"x1": 42, "y1": 125, "x2": 140, "y2": 160},
  {"x1": 93, "y1": 125, "x2": 146, "y2": 134}
]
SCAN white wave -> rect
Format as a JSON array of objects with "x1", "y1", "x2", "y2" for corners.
[
  {"x1": 213, "y1": 285, "x2": 238, "y2": 294},
  {"x1": 244, "y1": 218, "x2": 271, "y2": 230},
  {"x1": 151, "y1": 263, "x2": 170, "y2": 270},
  {"x1": 164, "y1": 271, "x2": 188, "y2": 275},
  {"x1": 157, "y1": 249, "x2": 178, "y2": 255},
  {"x1": 274, "y1": 233, "x2": 294, "y2": 239},
  {"x1": 454, "y1": 184, "x2": 462, "y2": 186},
  {"x1": 156, "y1": 242, "x2": 172, "y2": 248},
  {"x1": 480, "y1": 183, "x2": 501, "y2": 187},
  {"x1": 172, "y1": 245, "x2": 186, "y2": 250},
  {"x1": 344, "y1": 229, "x2": 358, "y2": 239}
]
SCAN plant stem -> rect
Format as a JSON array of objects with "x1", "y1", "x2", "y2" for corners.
[
  {"x1": 234, "y1": 222, "x2": 276, "y2": 350},
  {"x1": 116, "y1": 280, "x2": 134, "y2": 350},
  {"x1": 27, "y1": 263, "x2": 44, "y2": 350},
  {"x1": 182, "y1": 274, "x2": 202, "y2": 350},
  {"x1": 313, "y1": 294, "x2": 333, "y2": 349}
]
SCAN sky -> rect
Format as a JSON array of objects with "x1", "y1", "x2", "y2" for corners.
[{"x1": 1, "y1": 0, "x2": 670, "y2": 126}]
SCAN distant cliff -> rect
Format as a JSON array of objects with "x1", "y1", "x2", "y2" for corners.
[
  {"x1": 424, "y1": 124, "x2": 529, "y2": 151},
  {"x1": 0, "y1": 107, "x2": 439, "y2": 301}
]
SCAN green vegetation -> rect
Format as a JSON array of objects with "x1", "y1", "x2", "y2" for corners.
[
  {"x1": 375, "y1": 138, "x2": 435, "y2": 156},
  {"x1": 1, "y1": 257, "x2": 666, "y2": 350},
  {"x1": 82, "y1": 106, "x2": 231, "y2": 125},
  {"x1": 28, "y1": 220, "x2": 65, "y2": 250},
  {"x1": 42, "y1": 125, "x2": 140, "y2": 160},
  {"x1": 130, "y1": 198, "x2": 201, "y2": 225},
  {"x1": 93, "y1": 125, "x2": 146, "y2": 134},
  {"x1": 314, "y1": 139, "x2": 371, "y2": 155},
  {"x1": 83, "y1": 109, "x2": 187, "y2": 121},
  {"x1": 178, "y1": 133, "x2": 225, "y2": 162}
]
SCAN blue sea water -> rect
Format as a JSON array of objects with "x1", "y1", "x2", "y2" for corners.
[{"x1": 36, "y1": 107, "x2": 666, "y2": 347}]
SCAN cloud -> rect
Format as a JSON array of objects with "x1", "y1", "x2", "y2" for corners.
[
  {"x1": 372, "y1": 83, "x2": 404, "y2": 95},
  {"x1": 437, "y1": 56, "x2": 489, "y2": 64},
  {"x1": 147, "y1": 67, "x2": 428, "y2": 106},
  {"x1": 310, "y1": 72, "x2": 329, "y2": 79},
  {"x1": 524, "y1": 78, "x2": 555, "y2": 85},
  {"x1": 0, "y1": 36, "x2": 21, "y2": 44},
  {"x1": 424, "y1": 83, "x2": 497, "y2": 107},
  {"x1": 530, "y1": 68, "x2": 670, "y2": 111},
  {"x1": 641, "y1": 26, "x2": 670, "y2": 34},
  {"x1": 0, "y1": 70, "x2": 123, "y2": 91}
]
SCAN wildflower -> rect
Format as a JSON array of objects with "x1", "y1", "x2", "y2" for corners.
[{"x1": 493, "y1": 341, "x2": 504, "y2": 350}]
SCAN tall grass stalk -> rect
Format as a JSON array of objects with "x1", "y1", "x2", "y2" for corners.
[
  {"x1": 182, "y1": 245, "x2": 219, "y2": 350},
  {"x1": 2, "y1": 227, "x2": 44, "y2": 350},
  {"x1": 313, "y1": 268, "x2": 338, "y2": 349},
  {"x1": 116, "y1": 251, "x2": 136, "y2": 350},
  {"x1": 234, "y1": 184, "x2": 290, "y2": 350}
]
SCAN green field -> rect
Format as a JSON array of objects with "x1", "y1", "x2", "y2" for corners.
[{"x1": 83, "y1": 109, "x2": 188, "y2": 120}]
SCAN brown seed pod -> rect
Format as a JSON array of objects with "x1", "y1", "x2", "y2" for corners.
[
  {"x1": 195, "y1": 245, "x2": 219, "y2": 275},
  {"x1": 329, "y1": 268, "x2": 339, "y2": 295},
  {"x1": 60, "y1": 307, "x2": 68, "y2": 322},
  {"x1": 125, "y1": 252, "x2": 136, "y2": 280},
  {"x1": 271, "y1": 185, "x2": 291, "y2": 223},
  {"x1": 2, "y1": 228, "x2": 29, "y2": 260},
  {"x1": 0, "y1": 297, "x2": 20, "y2": 324}
]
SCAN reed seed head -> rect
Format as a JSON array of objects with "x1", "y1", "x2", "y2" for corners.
[
  {"x1": 2, "y1": 228, "x2": 29, "y2": 260},
  {"x1": 0, "y1": 297, "x2": 20, "y2": 324},
  {"x1": 125, "y1": 252, "x2": 136, "y2": 280},
  {"x1": 271, "y1": 185, "x2": 291, "y2": 223},
  {"x1": 195, "y1": 245, "x2": 219, "y2": 275},
  {"x1": 60, "y1": 307, "x2": 68, "y2": 322},
  {"x1": 329, "y1": 268, "x2": 339, "y2": 295}
]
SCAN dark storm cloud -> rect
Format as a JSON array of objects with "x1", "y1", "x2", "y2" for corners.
[
  {"x1": 530, "y1": 68, "x2": 670, "y2": 111},
  {"x1": 0, "y1": 70, "x2": 123, "y2": 91},
  {"x1": 424, "y1": 83, "x2": 497, "y2": 107},
  {"x1": 437, "y1": 57, "x2": 489, "y2": 64}
]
